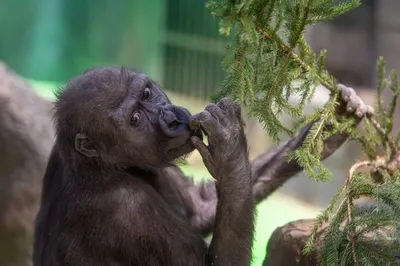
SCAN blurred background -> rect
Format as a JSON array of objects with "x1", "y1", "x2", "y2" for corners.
[{"x1": 0, "y1": 0, "x2": 399, "y2": 265}]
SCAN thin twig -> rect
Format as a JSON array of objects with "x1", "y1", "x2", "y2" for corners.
[
  {"x1": 386, "y1": 150, "x2": 400, "y2": 174},
  {"x1": 346, "y1": 160, "x2": 373, "y2": 266},
  {"x1": 256, "y1": 26, "x2": 310, "y2": 73},
  {"x1": 369, "y1": 117, "x2": 399, "y2": 155},
  {"x1": 348, "y1": 161, "x2": 374, "y2": 182}
]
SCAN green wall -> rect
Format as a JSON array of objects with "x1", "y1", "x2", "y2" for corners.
[{"x1": 0, "y1": 0, "x2": 165, "y2": 82}]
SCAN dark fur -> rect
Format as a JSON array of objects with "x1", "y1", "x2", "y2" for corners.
[
  {"x1": 33, "y1": 67, "x2": 371, "y2": 266},
  {"x1": 33, "y1": 67, "x2": 254, "y2": 266}
]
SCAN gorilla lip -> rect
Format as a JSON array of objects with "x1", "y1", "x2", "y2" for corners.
[{"x1": 167, "y1": 127, "x2": 203, "y2": 153}]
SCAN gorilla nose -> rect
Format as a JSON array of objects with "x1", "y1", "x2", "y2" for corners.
[{"x1": 161, "y1": 104, "x2": 181, "y2": 129}]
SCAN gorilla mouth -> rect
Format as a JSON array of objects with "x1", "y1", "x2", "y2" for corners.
[
  {"x1": 166, "y1": 126, "x2": 203, "y2": 154},
  {"x1": 162, "y1": 106, "x2": 203, "y2": 156}
]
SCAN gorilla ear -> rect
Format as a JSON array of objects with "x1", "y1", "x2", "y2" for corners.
[{"x1": 75, "y1": 133, "x2": 99, "y2": 158}]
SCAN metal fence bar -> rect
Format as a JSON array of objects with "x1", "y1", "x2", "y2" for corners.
[{"x1": 163, "y1": 0, "x2": 230, "y2": 99}]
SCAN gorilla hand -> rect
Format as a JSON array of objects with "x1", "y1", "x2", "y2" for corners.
[
  {"x1": 189, "y1": 98, "x2": 253, "y2": 265},
  {"x1": 337, "y1": 84, "x2": 374, "y2": 118},
  {"x1": 188, "y1": 98, "x2": 249, "y2": 181}
]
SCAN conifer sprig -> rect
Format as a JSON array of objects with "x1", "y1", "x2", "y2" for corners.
[
  {"x1": 207, "y1": 1, "x2": 400, "y2": 265},
  {"x1": 207, "y1": 0, "x2": 361, "y2": 180},
  {"x1": 304, "y1": 59, "x2": 400, "y2": 265}
]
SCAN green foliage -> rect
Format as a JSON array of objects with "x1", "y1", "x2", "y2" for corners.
[
  {"x1": 207, "y1": 0, "x2": 400, "y2": 265},
  {"x1": 301, "y1": 58, "x2": 400, "y2": 265},
  {"x1": 206, "y1": 0, "x2": 361, "y2": 180}
]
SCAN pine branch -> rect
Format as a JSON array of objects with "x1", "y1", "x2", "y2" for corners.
[
  {"x1": 207, "y1": 0, "x2": 366, "y2": 180},
  {"x1": 346, "y1": 161, "x2": 374, "y2": 266},
  {"x1": 370, "y1": 117, "x2": 398, "y2": 156},
  {"x1": 206, "y1": 1, "x2": 400, "y2": 265}
]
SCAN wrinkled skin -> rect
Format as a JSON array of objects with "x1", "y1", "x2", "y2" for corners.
[{"x1": 33, "y1": 66, "x2": 372, "y2": 266}]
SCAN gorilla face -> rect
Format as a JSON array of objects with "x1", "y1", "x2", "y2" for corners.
[
  {"x1": 121, "y1": 73, "x2": 203, "y2": 164},
  {"x1": 54, "y1": 67, "x2": 202, "y2": 169}
]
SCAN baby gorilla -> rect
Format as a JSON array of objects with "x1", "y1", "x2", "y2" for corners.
[{"x1": 33, "y1": 67, "x2": 254, "y2": 266}]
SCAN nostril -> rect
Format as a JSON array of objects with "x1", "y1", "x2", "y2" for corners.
[{"x1": 162, "y1": 111, "x2": 181, "y2": 128}]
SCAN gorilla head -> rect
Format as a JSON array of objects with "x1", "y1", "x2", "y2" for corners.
[{"x1": 53, "y1": 66, "x2": 202, "y2": 170}]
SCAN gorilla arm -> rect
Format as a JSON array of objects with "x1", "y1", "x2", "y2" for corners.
[
  {"x1": 172, "y1": 85, "x2": 373, "y2": 236},
  {"x1": 164, "y1": 126, "x2": 349, "y2": 237}
]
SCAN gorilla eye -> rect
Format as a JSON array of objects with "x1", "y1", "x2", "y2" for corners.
[
  {"x1": 142, "y1": 88, "x2": 151, "y2": 100},
  {"x1": 131, "y1": 112, "x2": 141, "y2": 125}
]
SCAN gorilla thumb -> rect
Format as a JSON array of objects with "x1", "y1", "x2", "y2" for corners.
[{"x1": 190, "y1": 136, "x2": 216, "y2": 178}]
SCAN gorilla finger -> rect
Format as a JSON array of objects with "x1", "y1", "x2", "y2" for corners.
[
  {"x1": 190, "y1": 136, "x2": 212, "y2": 162},
  {"x1": 190, "y1": 137, "x2": 216, "y2": 177},
  {"x1": 367, "y1": 105, "x2": 375, "y2": 116},
  {"x1": 189, "y1": 111, "x2": 218, "y2": 137},
  {"x1": 339, "y1": 84, "x2": 355, "y2": 103},
  {"x1": 216, "y1": 97, "x2": 234, "y2": 113},
  {"x1": 217, "y1": 97, "x2": 240, "y2": 123},
  {"x1": 205, "y1": 103, "x2": 225, "y2": 121},
  {"x1": 346, "y1": 94, "x2": 362, "y2": 113},
  {"x1": 356, "y1": 102, "x2": 375, "y2": 118},
  {"x1": 355, "y1": 103, "x2": 368, "y2": 118}
]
